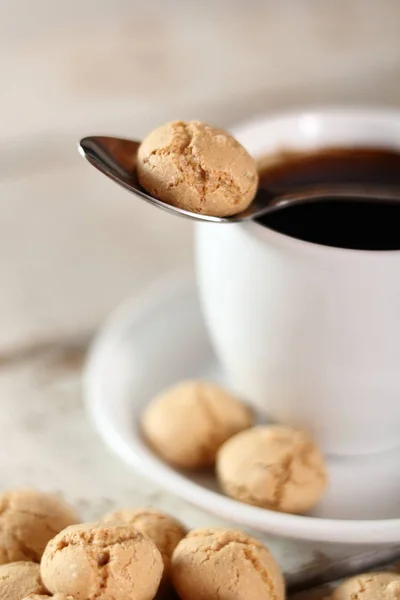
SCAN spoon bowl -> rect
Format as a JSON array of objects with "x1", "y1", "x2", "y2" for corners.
[{"x1": 79, "y1": 135, "x2": 400, "y2": 222}]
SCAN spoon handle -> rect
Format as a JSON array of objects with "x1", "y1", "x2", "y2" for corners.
[
  {"x1": 288, "y1": 544, "x2": 400, "y2": 596},
  {"x1": 79, "y1": 135, "x2": 400, "y2": 224}
]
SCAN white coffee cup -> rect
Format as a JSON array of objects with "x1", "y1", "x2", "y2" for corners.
[{"x1": 195, "y1": 107, "x2": 400, "y2": 457}]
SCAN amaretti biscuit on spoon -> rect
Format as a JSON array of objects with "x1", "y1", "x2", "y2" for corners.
[{"x1": 137, "y1": 121, "x2": 258, "y2": 217}]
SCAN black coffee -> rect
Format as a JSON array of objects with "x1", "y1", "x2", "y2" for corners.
[{"x1": 257, "y1": 148, "x2": 400, "y2": 250}]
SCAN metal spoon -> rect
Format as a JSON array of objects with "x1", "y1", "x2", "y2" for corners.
[{"x1": 79, "y1": 136, "x2": 400, "y2": 223}]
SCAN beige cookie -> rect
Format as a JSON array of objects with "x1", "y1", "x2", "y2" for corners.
[
  {"x1": 171, "y1": 528, "x2": 284, "y2": 600},
  {"x1": 142, "y1": 380, "x2": 252, "y2": 469},
  {"x1": 332, "y1": 572, "x2": 400, "y2": 600},
  {"x1": 0, "y1": 561, "x2": 46, "y2": 600},
  {"x1": 103, "y1": 508, "x2": 186, "y2": 582},
  {"x1": 41, "y1": 521, "x2": 163, "y2": 600},
  {"x1": 217, "y1": 425, "x2": 327, "y2": 513},
  {"x1": 137, "y1": 121, "x2": 258, "y2": 217},
  {"x1": 0, "y1": 489, "x2": 79, "y2": 564}
]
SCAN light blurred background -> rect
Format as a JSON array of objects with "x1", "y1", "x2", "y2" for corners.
[{"x1": 1, "y1": 0, "x2": 400, "y2": 352}]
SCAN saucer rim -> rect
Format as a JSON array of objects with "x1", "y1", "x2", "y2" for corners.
[{"x1": 84, "y1": 269, "x2": 400, "y2": 544}]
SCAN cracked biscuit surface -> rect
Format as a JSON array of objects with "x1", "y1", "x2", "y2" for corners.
[
  {"x1": 40, "y1": 522, "x2": 163, "y2": 600},
  {"x1": 23, "y1": 595, "x2": 73, "y2": 600},
  {"x1": 137, "y1": 121, "x2": 258, "y2": 217},
  {"x1": 103, "y1": 508, "x2": 186, "y2": 583},
  {"x1": 217, "y1": 425, "x2": 327, "y2": 514},
  {"x1": 0, "y1": 489, "x2": 79, "y2": 565},
  {"x1": 171, "y1": 528, "x2": 284, "y2": 600},
  {"x1": 0, "y1": 561, "x2": 46, "y2": 600},
  {"x1": 332, "y1": 572, "x2": 400, "y2": 600},
  {"x1": 141, "y1": 380, "x2": 252, "y2": 469}
]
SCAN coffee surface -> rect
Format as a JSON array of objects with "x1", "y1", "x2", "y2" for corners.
[{"x1": 257, "y1": 147, "x2": 400, "y2": 250}]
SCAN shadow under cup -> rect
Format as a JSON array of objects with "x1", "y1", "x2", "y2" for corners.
[{"x1": 195, "y1": 108, "x2": 400, "y2": 457}]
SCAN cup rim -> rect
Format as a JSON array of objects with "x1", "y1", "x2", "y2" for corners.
[{"x1": 232, "y1": 105, "x2": 400, "y2": 259}]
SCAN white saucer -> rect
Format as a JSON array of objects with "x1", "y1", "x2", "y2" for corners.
[{"x1": 84, "y1": 271, "x2": 400, "y2": 545}]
